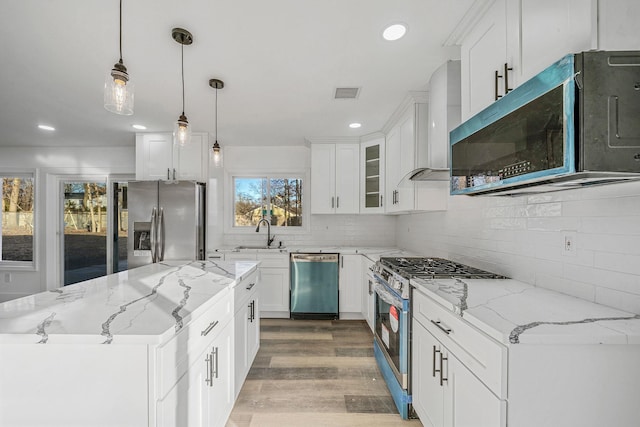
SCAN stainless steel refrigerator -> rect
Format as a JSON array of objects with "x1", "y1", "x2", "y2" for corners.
[{"x1": 127, "y1": 181, "x2": 206, "y2": 269}]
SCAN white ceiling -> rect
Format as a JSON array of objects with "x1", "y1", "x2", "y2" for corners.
[{"x1": 0, "y1": 0, "x2": 476, "y2": 148}]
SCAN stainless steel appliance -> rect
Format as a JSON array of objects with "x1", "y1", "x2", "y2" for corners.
[
  {"x1": 371, "y1": 257, "x2": 506, "y2": 419},
  {"x1": 451, "y1": 50, "x2": 640, "y2": 196},
  {"x1": 290, "y1": 253, "x2": 339, "y2": 320},
  {"x1": 127, "y1": 181, "x2": 206, "y2": 269}
]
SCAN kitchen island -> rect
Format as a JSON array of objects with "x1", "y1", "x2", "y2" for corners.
[{"x1": 0, "y1": 260, "x2": 259, "y2": 427}]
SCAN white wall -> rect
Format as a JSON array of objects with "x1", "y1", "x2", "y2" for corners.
[
  {"x1": 0, "y1": 146, "x2": 135, "y2": 301},
  {"x1": 396, "y1": 181, "x2": 640, "y2": 314}
]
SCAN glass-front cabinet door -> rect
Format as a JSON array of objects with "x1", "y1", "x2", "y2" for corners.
[{"x1": 360, "y1": 137, "x2": 385, "y2": 213}]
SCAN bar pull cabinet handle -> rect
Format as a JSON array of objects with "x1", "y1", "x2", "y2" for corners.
[
  {"x1": 431, "y1": 319, "x2": 452, "y2": 335},
  {"x1": 331, "y1": 196, "x2": 335, "y2": 209},
  {"x1": 494, "y1": 69, "x2": 503, "y2": 101},
  {"x1": 201, "y1": 320, "x2": 219, "y2": 336},
  {"x1": 252, "y1": 300, "x2": 256, "y2": 321},
  {"x1": 504, "y1": 63, "x2": 513, "y2": 95},
  {"x1": 212, "y1": 347, "x2": 219, "y2": 380},
  {"x1": 380, "y1": 195, "x2": 383, "y2": 207},
  {"x1": 432, "y1": 345, "x2": 439, "y2": 377},
  {"x1": 205, "y1": 353, "x2": 213, "y2": 386},
  {"x1": 440, "y1": 353, "x2": 448, "y2": 386},
  {"x1": 336, "y1": 196, "x2": 340, "y2": 208},
  {"x1": 167, "y1": 168, "x2": 170, "y2": 180},
  {"x1": 172, "y1": 168, "x2": 176, "y2": 181},
  {"x1": 246, "y1": 282, "x2": 256, "y2": 290}
]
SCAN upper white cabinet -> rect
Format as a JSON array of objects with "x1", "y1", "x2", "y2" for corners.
[
  {"x1": 136, "y1": 132, "x2": 209, "y2": 181},
  {"x1": 311, "y1": 143, "x2": 360, "y2": 214},
  {"x1": 360, "y1": 137, "x2": 385, "y2": 213},
  {"x1": 460, "y1": 0, "x2": 637, "y2": 120},
  {"x1": 385, "y1": 96, "x2": 447, "y2": 214},
  {"x1": 460, "y1": 0, "x2": 510, "y2": 120}
]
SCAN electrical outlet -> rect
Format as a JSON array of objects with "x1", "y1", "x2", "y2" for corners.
[
  {"x1": 563, "y1": 232, "x2": 576, "y2": 257},
  {"x1": 3, "y1": 273, "x2": 11, "y2": 283}
]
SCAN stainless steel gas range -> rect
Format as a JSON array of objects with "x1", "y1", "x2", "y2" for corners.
[{"x1": 371, "y1": 257, "x2": 506, "y2": 419}]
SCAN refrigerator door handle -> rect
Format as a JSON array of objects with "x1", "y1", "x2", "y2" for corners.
[
  {"x1": 158, "y1": 207, "x2": 165, "y2": 262},
  {"x1": 150, "y1": 208, "x2": 158, "y2": 263}
]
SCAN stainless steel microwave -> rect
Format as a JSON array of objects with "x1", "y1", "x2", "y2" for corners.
[{"x1": 450, "y1": 51, "x2": 640, "y2": 196}]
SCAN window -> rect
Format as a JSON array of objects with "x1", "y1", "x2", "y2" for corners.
[
  {"x1": 233, "y1": 176, "x2": 303, "y2": 227},
  {"x1": 1, "y1": 173, "x2": 35, "y2": 266}
]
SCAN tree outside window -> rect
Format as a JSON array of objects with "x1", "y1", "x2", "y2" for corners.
[
  {"x1": 1, "y1": 175, "x2": 35, "y2": 263},
  {"x1": 233, "y1": 177, "x2": 302, "y2": 227}
]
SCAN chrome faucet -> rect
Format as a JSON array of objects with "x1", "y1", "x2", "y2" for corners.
[{"x1": 256, "y1": 218, "x2": 275, "y2": 247}]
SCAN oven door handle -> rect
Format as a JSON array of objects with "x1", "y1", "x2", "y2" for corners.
[{"x1": 373, "y1": 281, "x2": 403, "y2": 308}]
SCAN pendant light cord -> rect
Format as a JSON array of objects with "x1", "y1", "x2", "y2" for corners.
[
  {"x1": 215, "y1": 86, "x2": 218, "y2": 140},
  {"x1": 181, "y1": 43, "x2": 185, "y2": 115},
  {"x1": 118, "y1": 0, "x2": 123, "y2": 64}
]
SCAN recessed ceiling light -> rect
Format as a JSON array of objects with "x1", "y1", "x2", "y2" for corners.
[
  {"x1": 38, "y1": 125, "x2": 55, "y2": 131},
  {"x1": 349, "y1": 123, "x2": 362, "y2": 129},
  {"x1": 383, "y1": 23, "x2": 407, "y2": 41},
  {"x1": 132, "y1": 124, "x2": 147, "y2": 130}
]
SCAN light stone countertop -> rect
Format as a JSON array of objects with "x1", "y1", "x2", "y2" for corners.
[
  {"x1": 411, "y1": 277, "x2": 640, "y2": 346},
  {"x1": 211, "y1": 246, "x2": 417, "y2": 262},
  {"x1": 0, "y1": 260, "x2": 259, "y2": 345}
]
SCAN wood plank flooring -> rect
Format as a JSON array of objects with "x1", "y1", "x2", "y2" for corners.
[{"x1": 226, "y1": 319, "x2": 423, "y2": 427}]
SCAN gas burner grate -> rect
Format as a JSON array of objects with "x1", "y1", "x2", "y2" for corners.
[{"x1": 378, "y1": 257, "x2": 506, "y2": 279}]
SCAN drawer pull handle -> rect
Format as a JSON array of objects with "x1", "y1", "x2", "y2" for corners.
[
  {"x1": 431, "y1": 320, "x2": 452, "y2": 335},
  {"x1": 246, "y1": 282, "x2": 256, "y2": 290},
  {"x1": 201, "y1": 320, "x2": 219, "y2": 336}
]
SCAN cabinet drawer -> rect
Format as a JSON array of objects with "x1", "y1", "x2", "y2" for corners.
[
  {"x1": 234, "y1": 270, "x2": 259, "y2": 312},
  {"x1": 156, "y1": 289, "x2": 232, "y2": 398},
  {"x1": 412, "y1": 287, "x2": 507, "y2": 398},
  {"x1": 256, "y1": 253, "x2": 289, "y2": 268}
]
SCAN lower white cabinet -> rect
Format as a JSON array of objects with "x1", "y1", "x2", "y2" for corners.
[
  {"x1": 339, "y1": 254, "x2": 362, "y2": 318},
  {"x1": 361, "y1": 257, "x2": 375, "y2": 331},
  {"x1": 413, "y1": 317, "x2": 505, "y2": 427},
  {"x1": 225, "y1": 252, "x2": 289, "y2": 317},
  {"x1": 233, "y1": 270, "x2": 260, "y2": 398},
  {"x1": 157, "y1": 319, "x2": 234, "y2": 427}
]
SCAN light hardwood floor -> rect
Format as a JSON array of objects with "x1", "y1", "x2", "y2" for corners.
[{"x1": 226, "y1": 319, "x2": 423, "y2": 427}]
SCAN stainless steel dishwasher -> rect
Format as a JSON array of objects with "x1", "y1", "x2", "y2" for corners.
[{"x1": 290, "y1": 253, "x2": 339, "y2": 320}]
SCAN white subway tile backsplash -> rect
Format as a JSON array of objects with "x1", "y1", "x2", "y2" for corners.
[{"x1": 398, "y1": 185, "x2": 640, "y2": 314}]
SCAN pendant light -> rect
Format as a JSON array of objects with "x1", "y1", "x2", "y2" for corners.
[
  {"x1": 104, "y1": 0, "x2": 134, "y2": 115},
  {"x1": 209, "y1": 78, "x2": 224, "y2": 168},
  {"x1": 172, "y1": 28, "x2": 193, "y2": 147}
]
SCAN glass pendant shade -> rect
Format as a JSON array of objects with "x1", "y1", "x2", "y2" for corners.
[
  {"x1": 174, "y1": 114, "x2": 191, "y2": 146},
  {"x1": 211, "y1": 140, "x2": 223, "y2": 168},
  {"x1": 104, "y1": 62, "x2": 134, "y2": 115}
]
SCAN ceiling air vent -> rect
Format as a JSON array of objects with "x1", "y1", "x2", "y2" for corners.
[{"x1": 334, "y1": 87, "x2": 360, "y2": 99}]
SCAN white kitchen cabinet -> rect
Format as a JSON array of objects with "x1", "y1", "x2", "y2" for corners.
[
  {"x1": 225, "y1": 252, "x2": 289, "y2": 317},
  {"x1": 311, "y1": 143, "x2": 360, "y2": 214},
  {"x1": 233, "y1": 270, "x2": 260, "y2": 398},
  {"x1": 361, "y1": 257, "x2": 376, "y2": 332},
  {"x1": 136, "y1": 132, "x2": 208, "y2": 181},
  {"x1": 157, "y1": 317, "x2": 234, "y2": 427},
  {"x1": 412, "y1": 317, "x2": 505, "y2": 427},
  {"x1": 460, "y1": 0, "x2": 614, "y2": 120},
  {"x1": 338, "y1": 254, "x2": 362, "y2": 318},
  {"x1": 385, "y1": 97, "x2": 446, "y2": 214},
  {"x1": 360, "y1": 137, "x2": 385, "y2": 213}
]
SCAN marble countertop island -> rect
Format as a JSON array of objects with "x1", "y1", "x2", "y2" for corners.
[
  {"x1": 0, "y1": 260, "x2": 258, "y2": 345},
  {"x1": 411, "y1": 277, "x2": 640, "y2": 346}
]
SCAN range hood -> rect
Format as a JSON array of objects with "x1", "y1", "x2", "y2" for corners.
[{"x1": 410, "y1": 60, "x2": 461, "y2": 182}]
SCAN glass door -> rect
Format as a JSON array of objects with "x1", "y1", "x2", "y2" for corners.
[
  {"x1": 112, "y1": 181, "x2": 128, "y2": 273},
  {"x1": 62, "y1": 181, "x2": 108, "y2": 285}
]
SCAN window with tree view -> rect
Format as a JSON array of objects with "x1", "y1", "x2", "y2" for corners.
[
  {"x1": 1, "y1": 174, "x2": 35, "y2": 264},
  {"x1": 233, "y1": 177, "x2": 303, "y2": 227}
]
